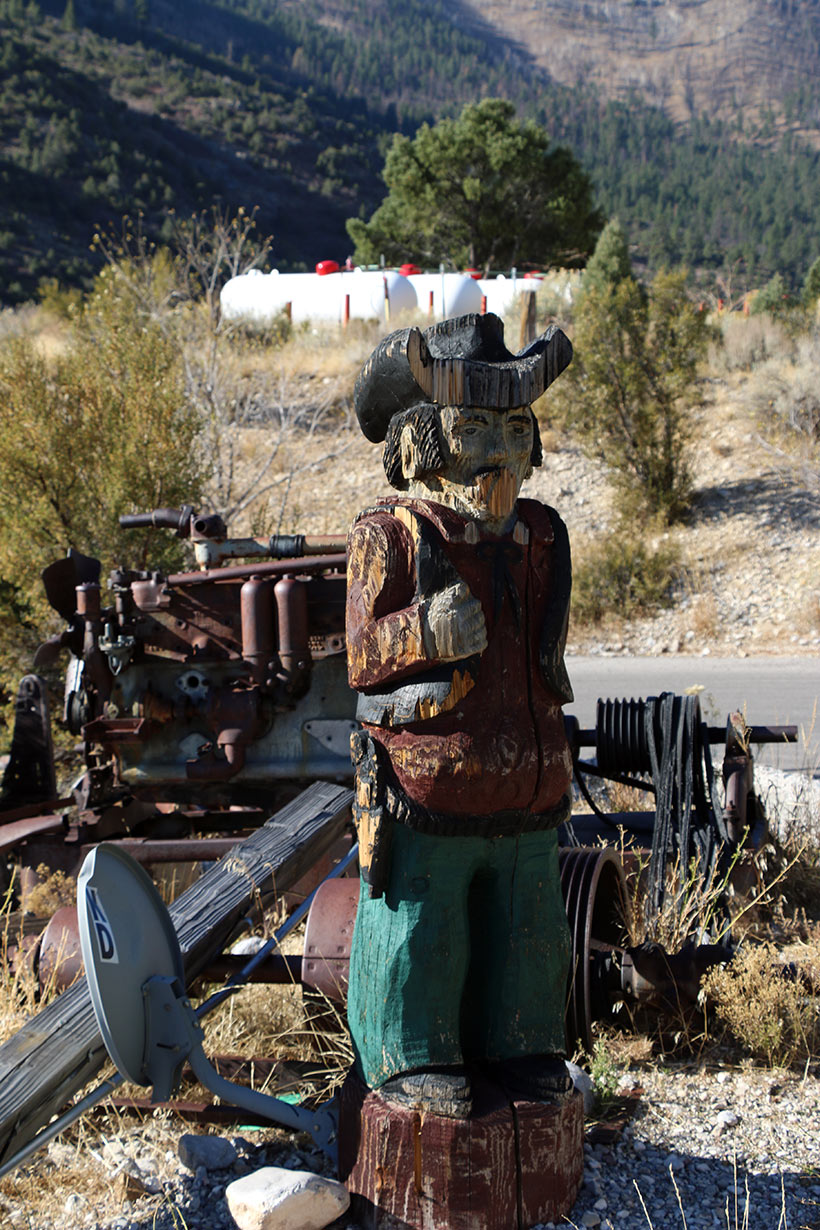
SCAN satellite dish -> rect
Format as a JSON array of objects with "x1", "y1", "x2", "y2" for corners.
[
  {"x1": 78, "y1": 843, "x2": 338, "y2": 1160},
  {"x1": 78, "y1": 843, "x2": 185, "y2": 1088}
]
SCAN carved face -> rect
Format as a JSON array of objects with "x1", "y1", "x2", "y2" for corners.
[{"x1": 402, "y1": 404, "x2": 534, "y2": 529}]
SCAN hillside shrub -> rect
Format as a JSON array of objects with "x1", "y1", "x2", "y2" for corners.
[
  {"x1": 751, "y1": 272, "x2": 796, "y2": 318},
  {"x1": 553, "y1": 225, "x2": 713, "y2": 524},
  {"x1": 702, "y1": 942, "x2": 820, "y2": 1066},
  {"x1": 0, "y1": 269, "x2": 207, "y2": 710},
  {"x1": 571, "y1": 531, "x2": 682, "y2": 626},
  {"x1": 801, "y1": 255, "x2": 820, "y2": 307}
]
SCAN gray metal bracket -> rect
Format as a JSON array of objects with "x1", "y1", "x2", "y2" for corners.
[{"x1": 142, "y1": 974, "x2": 338, "y2": 1161}]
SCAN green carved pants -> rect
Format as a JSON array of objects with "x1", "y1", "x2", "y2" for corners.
[{"x1": 347, "y1": 822, "x2": 570, "y2": 1089}]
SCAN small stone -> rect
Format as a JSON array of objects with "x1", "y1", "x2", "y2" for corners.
[
  {"x1": 580, "y1": 1213, "x2": 601, "y2": 1228},
  {"x1": 716, "y1": 1072, "x2": 731, "y2": 1084},
  {"x1": 64, "y1": 1194, "x2": 86, "y2": 1214},
  {"x1": 232, "y1": 935, "x2": 267, "y2": 955},
  {"x1": 566, "y1": 1061, "x2": 595, "y2": 1115},
  {"x1": 594, "y1": 1195, "x2": 608, "y2": 1209},
  {"x1": 715, "y1": 1109, "x2": 741, "y2": 1132},
  {"x1": 226, "y1": 1166, "x2": 349, "y2": 1230},
  {"x1": 178, "y1": 1133, "x2": 238, "y2": 1172},
  {"x1": 116, "y1": 1169, "x2": 151, "y2": 1201},
  {"x1": 668, "y1": 1154, "x2": 685, "y2": 1172}
]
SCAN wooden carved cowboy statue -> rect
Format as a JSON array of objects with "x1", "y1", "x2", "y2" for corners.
[{"x1": 340, "y1": 313, "x2": 584, "y2": 1228}]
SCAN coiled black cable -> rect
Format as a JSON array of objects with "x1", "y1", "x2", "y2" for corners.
[{"x1": 592, "y1": 694, "x2": 734, "y2": 929}]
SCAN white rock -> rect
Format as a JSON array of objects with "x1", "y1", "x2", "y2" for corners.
[
  {"x1": 581, "y1": 1212, "x2": 601, "y2": 1228},
  {"x1": 226, "y1": 1166, "x2": 350, "y2": 1230},
  {"x1": 716, "y1": 1109, "x2": 742, "y2": 1132},
  {"x1": 566, "y1": 1061, "x2": 596, "y2": 1115},
  {"x1": 232, "y1": 935, "x2": 267, "y2": 956},
  {"x1": 178, "y1": 1133, "x2": 238, "y2": 1172}
]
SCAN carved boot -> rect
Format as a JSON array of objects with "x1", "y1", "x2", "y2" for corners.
[
  {"x1": 492, "y1": 1054, "x2": 573, "y2": 1101},
  {"x1": 379, "y1": 1066, "x2": 472, "y2": 1118}
]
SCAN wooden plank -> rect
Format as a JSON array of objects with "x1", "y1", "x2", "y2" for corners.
[{"x1": 0, "y1": 781, "x2": 352, "y2": 1167}]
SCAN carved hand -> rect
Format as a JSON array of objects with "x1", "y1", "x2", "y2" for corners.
[{"x1": 423, "y1": 582, "x2": 488, "y2": 661}]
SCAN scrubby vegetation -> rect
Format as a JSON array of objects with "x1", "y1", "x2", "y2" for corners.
[{"x1": 552, "y1": 222, "x2": 715, "y2": 524}]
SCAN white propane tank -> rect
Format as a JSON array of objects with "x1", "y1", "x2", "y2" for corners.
[
  {"x1": 220, "y1": 268, "x2": 416, "y2": 324},
  {"x1": 477, "y1": 273, "x2": 538, "y2": 318},
  {"x1": 407, "y1": 272, "x2": 483, "y2": 318}
]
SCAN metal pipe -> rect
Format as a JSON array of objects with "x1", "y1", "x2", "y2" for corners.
[
  {"x1": 199, "y1": 953, "x2": 302, "y2": 984},
  {"x1": 78, "y1": 838, "x2": 242, "y2": 864},
  {"x1": 274, "y1": 575, "x2": 309, "y2": 694},
  {"x1": 571, "y1": 723, "x2": 797, "y2": 749},
  {"x1": 167, "y1": 553, "x2": 346, "y2": 587},
  {"x1": 240, "y1": 576, "x2": 274, "y2": 686}
]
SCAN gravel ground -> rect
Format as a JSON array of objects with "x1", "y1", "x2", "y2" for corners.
[
  {"x1": 18, "y1": 1063, "x2": 819, "y2": 1230},
  {"x1": 557, "y1": 1065, "x2": 820, "y2": 1229}
]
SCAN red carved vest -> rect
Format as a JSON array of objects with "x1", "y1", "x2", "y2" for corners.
[{"x1": 346, "y1": 498, "x2": 573, "y2": 822}]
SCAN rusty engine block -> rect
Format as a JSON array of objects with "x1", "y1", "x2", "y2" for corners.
[{"x1": 1, "y1": 507, "x2": 356, "y2": 882}]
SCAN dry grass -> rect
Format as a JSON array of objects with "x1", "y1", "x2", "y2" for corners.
[
  {"x1": 686, "y1": 591, "x2": 720, "y2": 642},
  {"x1": 702, "y1": 939, "x2": 820, "y2": 1066},
  {"x1": 711, "y1": 311, "x2": 793, "y2": 374},
  {"x1": 0, "y1": 866, "x2": 81, "y2": 1047},
  {"x1": 20, "y1": 864, "x2": 76, "y2": 917}
]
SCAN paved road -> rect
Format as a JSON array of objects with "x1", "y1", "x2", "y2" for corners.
[{"x1": 564, "y1": 655, "x2": 819, "y2": 774}]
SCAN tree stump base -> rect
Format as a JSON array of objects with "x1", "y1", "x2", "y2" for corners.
[{"x1": 338, "y1": 1070, "x2": 583, "y2": 1230}]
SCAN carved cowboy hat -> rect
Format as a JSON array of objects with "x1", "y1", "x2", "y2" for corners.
[{"x1": 354, "y1": 312, "x2": 573, "y2": 443}]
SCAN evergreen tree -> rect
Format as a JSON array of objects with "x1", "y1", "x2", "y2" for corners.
[
  {"x1": 582, "y1": 219, "x2": 633, "y2": 292},
  {"x1": 346, "y1": 99, "x2": 603, "y2": 273},
  {"x1": 554, "y1": 229, "x2": 713, "y2": 523},
  {"x1": 802, "y1": 256, "x2": 820, "y2": 306}
]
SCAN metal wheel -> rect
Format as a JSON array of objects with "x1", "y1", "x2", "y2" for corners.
[{"x1": 559, "y1": 846, "x2": 628, "y2": 1053}]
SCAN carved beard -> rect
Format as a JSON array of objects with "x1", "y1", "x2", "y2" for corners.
[
  {"x1": 471, "y1": 467, "x2": 519, "y2": 521},
  {"x1": 421, "y1": 464, "x2": 523, "y2": 526}
]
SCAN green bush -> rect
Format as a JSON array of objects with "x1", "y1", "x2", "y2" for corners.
[
  {"x1": 0, "y1": 267, "x2": 208, "y2": 711},
  {"x1": 571, "y1": 531, "x2": 682, "y2": 626},
  {"x1": 751, "y1": 272, "x2": 796, "y2": 317},
  {"x1": 554, "y1": 224, "x2": 713, "y2": 523},
  {"x1": 801, "y1": 255, "x2": 820, "y2": 307}
]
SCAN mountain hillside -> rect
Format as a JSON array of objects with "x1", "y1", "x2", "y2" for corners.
[
  {"x1": 2, "y1": 0, "x2": 820, "y2": 302},
  {"x1": 0, "y1": 0, "x2": 392, "y2": 300},
  {"x1": 459, "y1": 0, "x2": 820, "y2": 143}
]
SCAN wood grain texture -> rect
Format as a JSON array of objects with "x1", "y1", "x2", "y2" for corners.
[
  {"x1": 339, "y1": 1071, "x2": 583, "y2": 1230},
  {"x1": 0, "y1": 781, "x2": 352, "y2": 1166}
]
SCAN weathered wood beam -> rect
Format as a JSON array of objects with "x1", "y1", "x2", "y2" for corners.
[{"x1": 0, "y1": 781, "x2": 352, "y2": 1167}]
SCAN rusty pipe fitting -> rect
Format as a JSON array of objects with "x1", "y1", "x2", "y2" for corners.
[
  {"x1": 241, "y1": 577, "x2": 274, "y2": 687},
  {"x1": 274, "y1": 576, "x2": 310, "y2": 696}
]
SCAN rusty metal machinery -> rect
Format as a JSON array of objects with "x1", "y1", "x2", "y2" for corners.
[{"x1": 0, "y1": 507, "x2": 355, "y2": 892}]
